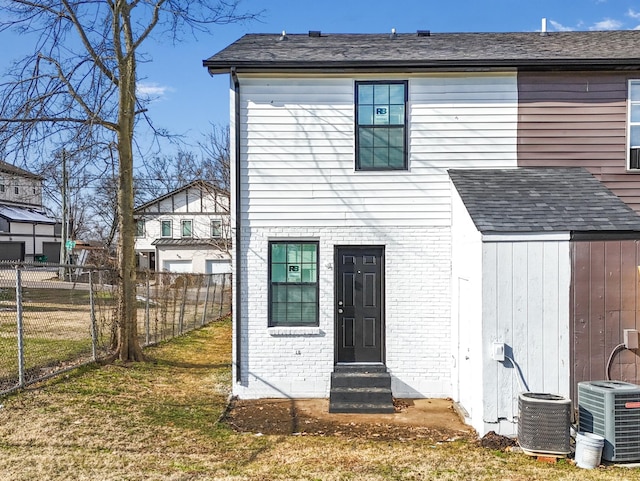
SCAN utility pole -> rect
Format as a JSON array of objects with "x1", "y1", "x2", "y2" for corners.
[{"x1": 58, "y1": 149, "x2": 68, "y2": 279}]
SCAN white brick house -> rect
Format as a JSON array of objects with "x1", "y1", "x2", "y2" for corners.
[
  {"x1": 0, "y1": 160, "x2": 60, "y2": 262},
  {"x1": 204, "y1": 31, "x2": 640, "y2": 436},
  {"x1": 134, "y1": 180, "x2": 230, "y2": 273}
]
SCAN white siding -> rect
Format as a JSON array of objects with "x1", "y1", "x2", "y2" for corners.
[
  {"x1": 481, "y1": 240, "x2": 571, "y2": 436},
  {"x1": 238, "y1": 74, "x2": 518, "y2": 228},
  {"x1": 233, "y1": 225, "x2": 452, "y2": 399},
  {"x1": 232, "y1": 73, "x2": 517, "y2": 403},
  {"x1": 450, "y1": 184, "x2": 484, "y2": 434}
]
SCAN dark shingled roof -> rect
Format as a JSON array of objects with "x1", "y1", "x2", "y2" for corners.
[
  {"x1": 204, "y1": 31, "x2": 640, "y2": 72},
  {"x1": 448, "y1": 168, "x2": 640, "y2": 233}
]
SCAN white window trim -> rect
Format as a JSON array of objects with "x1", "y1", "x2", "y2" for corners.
[
  {"x1": 181, "y1": 219, "x2": 193, "y2": 238},
  {"x1": 628, "y1": 79, "x2": 640, "y2": 170},
  {"x1": 160, "y1": 219, "x2": 172, "y2": 238},
  {"x1": 211, "y1": 219, "x2": 222, "y2": 238}
]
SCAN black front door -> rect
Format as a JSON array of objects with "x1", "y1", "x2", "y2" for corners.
[{"x1": 335, "y1": 246, "x2": 384, "y2": 363}]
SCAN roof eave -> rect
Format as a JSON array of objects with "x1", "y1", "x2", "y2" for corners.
[{"x1": 204, "y1": 58, "x2": 640, "y2": 75}]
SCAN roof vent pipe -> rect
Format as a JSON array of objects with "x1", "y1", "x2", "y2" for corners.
[
  {"x1": 417, "y1": 30, "x2": 431, "y2": 37},
  {"x1": 541, "y1": 18, "x2": 548, "y2": 36},
  {"x1": 390, "y1": 27, "x2": 397, "y2": 39},
  {"x1": 308, "y1": 30, "x2": 321, "y2": 37},
  {"x1": 279, "y1": 30, "x2": 288, "y2": 41}
]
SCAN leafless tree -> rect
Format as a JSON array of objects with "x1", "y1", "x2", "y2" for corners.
[{"x1": 0, "y1": 1, "x2": 256, "y2": 361}]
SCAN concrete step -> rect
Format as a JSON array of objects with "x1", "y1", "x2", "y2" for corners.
[
  {"x1": 329, "y1": 401, "x2": 395, "y2": 414},
  {"x1": 329, "y1": 386, "x2": 393, "y2": 405},
  {"x1": 330, "y1": 371, "x2": 391, "y2": 389}
]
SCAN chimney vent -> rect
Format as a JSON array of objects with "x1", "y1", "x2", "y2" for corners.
[
  {"x1": 541, "y1": 18, "x2": 548, "y2": 36},
  {"x1": 309, "y1": 30, "x2": 321, "y2": 37},
  {"x1": 389, "y1": 27, "x2": 397, "y2": 39},
  {"x1": 278, "y1": 30, "x2": 288, "y2": 41},
  {"x1": 417, "y1": 30, "x2": 431, "y2": 37}
]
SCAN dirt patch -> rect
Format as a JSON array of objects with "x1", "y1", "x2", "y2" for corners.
[
  {"x1": 224, "y1": 398, "x2": 478, "y2": 442},
  {"x1": 480, "y1": 430, "x2": 518, "y2": 450}
]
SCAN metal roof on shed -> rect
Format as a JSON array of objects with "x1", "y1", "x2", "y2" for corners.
[{"x1": 0, "y1": 205, "x2": 56, "y2": 223}]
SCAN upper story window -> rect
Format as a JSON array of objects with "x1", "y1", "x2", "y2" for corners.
[
  {"x1": 355, "y1": 81, "x2": 408, "y2": 171},
  {"x1": 211, "y1": 219, "x2": 222, "y2": 238},
  {"x1": 181, "y1": 219, "x2": 193, "y2": 238},
  {"x1": 629, "y1": 80, "x2": 640, "y2": 170},
  {"x1": 135, "y1": 219, "x2": 145, "y2": 237},
  {"x1": 14, "y1": 186, "x2": 19, "y2": 195},
  {"x1": 161, "y1": 220, "x2": 172, "y2": 237},
  {"x1": 0, "y1": 184, "x2": 4, "y2": 193}
]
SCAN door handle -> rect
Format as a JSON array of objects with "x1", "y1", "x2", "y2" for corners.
[{"x1": 338, "y1": 308, "x2": 343, "y2": 314}]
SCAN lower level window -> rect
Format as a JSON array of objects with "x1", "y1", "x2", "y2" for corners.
[{"x1": 269, "y1": 241, "x2": 318, "y2": 326}]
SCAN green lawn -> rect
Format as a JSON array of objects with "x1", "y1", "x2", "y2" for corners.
[{"x1": 1, "y1": 318, "x2": 639, "y2": 480}]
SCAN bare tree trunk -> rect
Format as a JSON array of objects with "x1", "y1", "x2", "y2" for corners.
[{"x1": 114, "y1": 4, "x2": 143, "y2": 362}]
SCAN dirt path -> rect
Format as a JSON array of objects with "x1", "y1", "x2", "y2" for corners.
[{"x1": 225, "y1": 397, "x2": 477, "y2": 442}]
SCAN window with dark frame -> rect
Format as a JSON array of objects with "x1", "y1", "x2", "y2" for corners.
[
  {"x1": 211, "y1": 219, "x2": 222, "y2": 238},
  {"x1": 356, "y1": 80, "x2": 408, "y2": 170},
  {"x1": 181, "y1": 219, "x2": 193, "y2": 238},
  {"x1": 269, "y1": 241, "x2": 319, "y2": 327},
  {"x1": 161, "y1": 220, "x2": 172, "y2": 237},
  {"x1": 135, "y1": 219, "x2": 145, "y2": 237},
  {"x1": 630, "y1": 80, "x2": 640, "y2": 169}
]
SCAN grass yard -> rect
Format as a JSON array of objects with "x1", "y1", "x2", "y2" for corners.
[{"x1": 1, "y1": 318, "x2": 640, "y2": 480}]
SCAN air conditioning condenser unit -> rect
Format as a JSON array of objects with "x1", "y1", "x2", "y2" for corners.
[{"x1": 578, "y1": 380, "x2": 640, "y2": 462}]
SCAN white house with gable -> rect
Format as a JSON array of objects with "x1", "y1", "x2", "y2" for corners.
[
  {"x1": 0, "y1": 160, "x2": 61, "y2": 262},
  {"x1": 134, "y1": 180, "x2": 231, "y2": 274},
  {"x1": 203, "y1": 31, "x2": 640, "y2": 437}
]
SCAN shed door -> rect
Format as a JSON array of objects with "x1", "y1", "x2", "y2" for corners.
[{"x1": 335, "y1": 246, "x2": 384, "y2": 363}]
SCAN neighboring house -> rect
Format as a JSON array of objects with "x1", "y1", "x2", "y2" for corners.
[
  {"x1": 0, "y1": 160, "x2": 61, "y2": 262},
  {"x1": 134, "y1": 180, "x2": 231, "y2": 274},
  {"x1": 203, "y1": 30, "x2": 640, "y2": 436}
]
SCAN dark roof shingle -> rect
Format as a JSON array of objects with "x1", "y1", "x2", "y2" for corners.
[
  {"x1": 204, "y1": 31, "x2": 640, "y2": 72},
  {"x1": 448, "y1": 167, "x2": 640, "y2": 233}
]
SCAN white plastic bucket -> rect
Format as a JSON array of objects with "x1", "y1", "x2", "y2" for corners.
[{"x1": 575, "y1": 432, "x2": 605, "y2": 469}]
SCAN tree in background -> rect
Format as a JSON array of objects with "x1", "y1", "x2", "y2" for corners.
[
  {"x1": 136, "y1": 124, "x2": 230, "y2": 204},
  {"x1": 0, "y1": 1, "x2": 255, "y2": 361}
]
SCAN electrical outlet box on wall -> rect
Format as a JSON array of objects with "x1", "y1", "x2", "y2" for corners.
[{"x1": 624, "y1": 329, "x2": 639, "y2": 350}]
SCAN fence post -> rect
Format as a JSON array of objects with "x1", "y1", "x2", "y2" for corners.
[
  {"x1": 89, "y1": 270, "x2": 98, "y2": 361},
  {"x1": 178, "y1": 278, "x2": 187, "y2": 334},
  {"x1": 201, "y1": 274, "x2": 212, "y2": 326},
  {"x1": 145, "y1": 271, "x2": 150, "y2": 345},
  {"x1": 219, "y1": 273, "x2": 227, "y2": 318},
  {"x1": 15, "y1": 265, "x2": 25, "y2": 388}
]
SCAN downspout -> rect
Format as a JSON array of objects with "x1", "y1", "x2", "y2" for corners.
[{"x1": 231, "y1": 66, "x2": 242, "y2": 383}]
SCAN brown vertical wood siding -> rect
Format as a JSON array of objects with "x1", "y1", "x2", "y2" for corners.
[
  {"x1": 518, "y1": 71, "x2": 640, "y2": 213},
  {"x1": 570, "y1": 240, "x2": 640, "y2": 403}
]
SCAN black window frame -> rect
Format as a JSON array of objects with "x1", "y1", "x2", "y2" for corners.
[
  {"x1": 135, "y1": 219, "x2": 145, "y2": 237},
  {"x1": 268, "y1": 240, "x2": 319, "y2": 327},
  {"x1": 355, "y1": 80, "x2": 408, "y2": 171}
]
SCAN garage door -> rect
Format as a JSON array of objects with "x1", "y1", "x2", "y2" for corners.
[
  {"x1": 163, "y1": 260, "x2": 192, "y2": 273},
  {"x1": 205, "y1": 259, "x2": 231, "y2": 274},
  {"x1": 0, "y1": 242, "x2": 25, "y2": 261},
  {"x1": 42, "y1": 242, "x2": 61, "y2": 263}
]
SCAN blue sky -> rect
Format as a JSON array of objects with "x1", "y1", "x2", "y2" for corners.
[{"x1": 4, "y1": 0, "x2": 640, "y2": 156}]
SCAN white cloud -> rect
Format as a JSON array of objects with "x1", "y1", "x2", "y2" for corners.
[
  {"x1": 589, "y1": 18, "x2": 623, "y2": 30},
  {"x1": 136, "y1": 82, "x2": 172, "y2": 99},
  {"x1": 549, "y1": 20, "x2": 574, "y2": 32},
  {"x1": 628, "y1": 8, "x2": 640, "y2": 20}
]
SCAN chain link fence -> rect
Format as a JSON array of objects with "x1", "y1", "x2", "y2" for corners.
[{"x1": 0, "y1": 263, "x2": 231, "y2": 396}]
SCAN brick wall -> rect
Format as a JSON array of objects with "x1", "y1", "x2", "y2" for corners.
[{"x1": 232, "y1": 225, "x2": 452, "y2": 399}]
